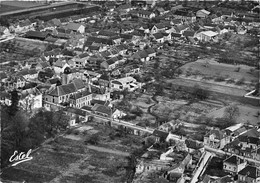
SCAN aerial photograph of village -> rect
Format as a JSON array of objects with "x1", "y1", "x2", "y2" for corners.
[{"x1": 0, "y1": 0, "x2": 259, "y2": 182}]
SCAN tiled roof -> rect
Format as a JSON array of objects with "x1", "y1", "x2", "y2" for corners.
[
  {"x1": 224, "y1": 155, "x2": 243, "y2": 165},
  {"x1": 238, "y1": 166, "x2": 260, "y2": 179},
  {"x1": 65, "y1": 22, "x2": 84, "y2": 31},
  {"x1": 70, "y1": 90, "x2": 91, "y2": 100},
  {"x1": 153, "y1": 32, "x2": 164, "y2": 39},
  {"x1": 145, "y1": 47, "x2": 156, "y2": 54},
  {"x1": 206, "y1": 129, "x2": 225, "y2": 140},
  {"x1": 92, "y1": 103, "x2": 111, "y2": 116},
  {"x1": 238, "y1": 136, "x2": 260, "y2": 145},
  {"x1": 152, "y1": 130, "x2": 169, "y2": 140},
  {"x1": 48, "y1": 79, "x2": 85, "y2": 96}
]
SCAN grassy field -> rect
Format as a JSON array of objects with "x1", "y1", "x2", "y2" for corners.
[
  {"x1": 0, "y1": 1, "x2": 46, "y2": 13},
  {"x1": 181, "y1": 58, "x2": 258, "y2": 83},
  {"x1": 207, "y1": 105, "x2": 260, "y2": 126},
  {"x1": 0, "y1": 38, "x2": 46, "y2": 63}
]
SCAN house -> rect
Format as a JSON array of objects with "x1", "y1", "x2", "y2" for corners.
[
  {"x1": 137, "y1": 10, "x2": 155, "y2": 19},
  {"x1": 238, "y1": 165, "x2": 260, "y2": 183},
  {"x1": 195, "y1": 31, "x2": 218, "y2": 42},
  {"x1": 196, "y1": 9, "x2": 211, "y2": 18},
  {"x1": 173, "y1": 24, "x2": 189, "y2": 34},
  {"x1": 64, "y1": 107, "x2": 90, "y2": 126},
  {"x1": 70, "y1": 89, "x2": 92, "y2": 108},
  {"x1": 132, "y1": 50, "x2": 149, "y2": 62},
  {"x1": 36, "y1": 61, "x2": 51, "y2": 71},
  {"x1": 183, "y1": 30, "x2": 195, "y2": 38},
  {"x1": 16, "y1": 69, "x2": 38, "y2": 80},
  {"x1": 223, "y1": 155, "x2": 247, "y2": 174},
  {"x1": 45, "y1": 79, "x2": 85, "y2": 104},
  {"x1": 145, "y1": 47, "x2": 156, "y2": 60},
  {"x1": 100, "y1": 56, "x2": 125, "y2": 71},
  {"x1": 19, "y1": 88, "x2": 42, "y2": 112},
  {"x1": 238, "y1": 136, "x2": 260, "y2": 150},
  {"x1": 115, "y1": 44, "x2": 128, "y2": 55},
  {"x1": 99, "y1": 74, "x2": 110, "y2": 88},
  {"x1": 111, "y1": 76, "x2": 140, "y2": 92},
  {"x1": 253, "y1": 148, "x2": 260, "y2": 161},
  {"x1": 150, "y1": 23, "x2": 170, "y2": 34},
  {"x1": 53, "y1": 60, "x2": 70, "y2": 74},
  {"x1": 204, "y1": 129, "x2": 230, "y2": 149},
  {"x1": 65, "y1": 23, "x2": 85, "y2": 34},
  {"x1": 0, "y1": 26, "x2": 10, "y2": 39},
  {"x1": 212, "y1": 175, "x2": 234, "y2": 183},
  {"x1": 152, "y1": 130, "x2": 169, "y2": 142},
  {"x1": 0, "y1": 72, "x2": 8, "y2": 82},
  {"x1": 117, "y1": 4, "x2": 132, "y2": 12},
  {"x1": 25, "y1": 31, "x2": 50, "y2": 41},
  {"x1": 92, "y1": 103, "x2": 112, "y2": 117},
  {"x1": 156, "y1": 7, "x2": 167, "y2": 15},
  {"x1": 0, "y1": 92, "x2": 11, "y2": 106},
  {"x1": 152, "y1": 33, "x2": 165, "y2": 43},
  {"x1": 161, "y1": 32, "x2": 172, "y2": 42},
  {"x1": 5, "y1": 76, "x2": 26, "y2": 90}
]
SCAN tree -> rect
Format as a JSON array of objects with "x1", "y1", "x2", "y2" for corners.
[
  {"x1": 85, "y1": 133, "x2": 100, "y2": 145},
  {"x1": 0, "y1": 17, "x2": 10, "y2": 27},
  {"x1": 8, "y1": 90, "x2": 20, "y2": 116},
  {"x1": 224, "y1": 104, "x2": 240, "y2": 121},
  {"x1": 192, "y1": 84, "x2": 210, "y2": 100}
]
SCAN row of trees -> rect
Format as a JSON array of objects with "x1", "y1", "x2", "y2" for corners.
[{"x1": 1, "y1": 90, "x2": 69, "y2": 168}]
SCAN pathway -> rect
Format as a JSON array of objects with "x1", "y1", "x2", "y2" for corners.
[{"x1": 86, "y1": 145, "x2": 130, "y2": 157}]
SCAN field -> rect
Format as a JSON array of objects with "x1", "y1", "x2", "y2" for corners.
[
  {"x1": 0, "y1": 1, "x2": 45, "y2": 13},
  {"x1": 0, "y1": 38, "x2": 46, "y2": 63},
  {"x1": 181, "y1": 58, "x2": 258, "y2": 84},
  {"x1": 1, "y1": 123, "x2": 142, "y2": 183},
  {"x1": 207, "y1": 105, "x2": 260, "y2": 126}
]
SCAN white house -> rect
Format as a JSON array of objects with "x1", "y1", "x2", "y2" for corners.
[
  {"x1": 65, "y1": 23, "x2": 85, "y2": 34},
  {"x1": 19, "y1": 88, "x2": 43, "y2": 112},
  {"x1": 195, "y1": 31, "x2": 218, "y2": 42},
  {"x1": 53, "y1": 60, "x2": 70, "y2": 74},
  {"x1": 111, "y1": 77, "x2": 140, "y2": 92}
]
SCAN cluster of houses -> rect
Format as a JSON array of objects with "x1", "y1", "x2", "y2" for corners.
[
  {"x1": 204, "y1": 123, "x2": 260, "y2": 161},
  {"x1": 202, "y1": 123, "x2": 260, "y2": 182},
  {"x1": 134, "y1": 129, "x2": 205, "y2": 183}
]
